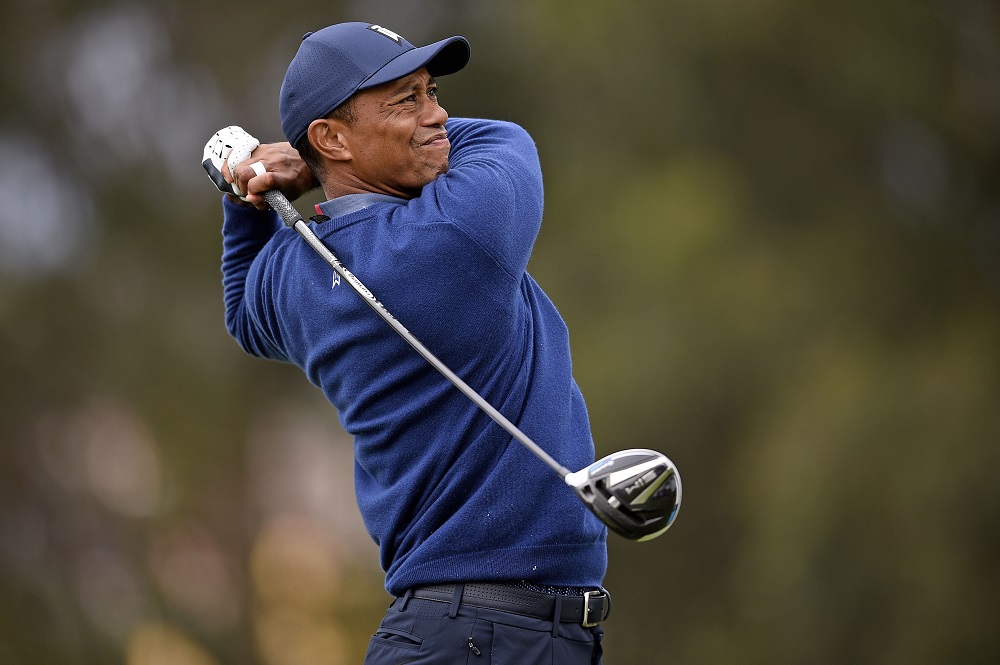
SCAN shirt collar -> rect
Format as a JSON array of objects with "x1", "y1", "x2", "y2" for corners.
[{"x1": 315, "y1": 192, "x2": 406, "y2": 219}]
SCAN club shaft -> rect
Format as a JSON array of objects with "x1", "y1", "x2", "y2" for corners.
[{"x1": 262, "y1": 189, "x2": 572, "y2": 479}]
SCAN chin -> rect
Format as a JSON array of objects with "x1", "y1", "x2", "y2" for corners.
[{"x1": 419, "y1": 163, "x2": 448, "y2": 184}]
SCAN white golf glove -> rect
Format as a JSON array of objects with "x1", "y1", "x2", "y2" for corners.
[{"x1": 202, "y1": 126, "x2": 260, "y2": 198}]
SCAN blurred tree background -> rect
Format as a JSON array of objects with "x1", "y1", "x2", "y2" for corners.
[{"x1": 1, "y1": 0, "x2": 998, "y2": 663}]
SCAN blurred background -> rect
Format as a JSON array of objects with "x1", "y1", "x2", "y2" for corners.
[{"x1": 1, "y1": 0, "x2": 999, "y2": 663}]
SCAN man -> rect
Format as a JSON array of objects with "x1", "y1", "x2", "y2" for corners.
[{"x1": 206, "y1": 22, "x2": 608, "y2": 664}]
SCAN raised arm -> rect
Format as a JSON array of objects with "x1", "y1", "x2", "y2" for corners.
[
  {"x1": 204, "y1": 126, "x2": 311, "y2": 360},
  {"x1": 428, "y1": 118, "x2": 545, "y2": 279}
]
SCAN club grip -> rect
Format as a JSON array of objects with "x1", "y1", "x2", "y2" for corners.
[
  {"x1": 202, "y1": 159, "x2": 236, "y2": 195},
  {"x1": 262, "y1": 189, "x2": 304, "y2": 227}
]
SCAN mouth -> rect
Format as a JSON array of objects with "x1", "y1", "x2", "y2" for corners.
[{"x1": 421, "y1": 132, "x2": 449, "y2": 147}]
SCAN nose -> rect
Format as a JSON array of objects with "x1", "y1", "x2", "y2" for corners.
[{"x1": 422, "y1": 98, "x2": 448, "y2": 127}]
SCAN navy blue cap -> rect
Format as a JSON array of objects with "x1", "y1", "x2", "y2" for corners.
[{"x1": 279, "y1": 22, "x2": 470, "y2": 148}]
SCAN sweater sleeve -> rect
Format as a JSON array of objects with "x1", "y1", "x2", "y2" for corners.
[
  {"x1": 426, "y1": 118, "x2": 545, "y2": 279},
  {"x1": 220, "y1": 196, "x2": 288, "y2": 360}
]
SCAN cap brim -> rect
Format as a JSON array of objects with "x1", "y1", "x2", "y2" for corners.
[{"x1": 360, "y1": 36, "x2": 470, "y2": 90}]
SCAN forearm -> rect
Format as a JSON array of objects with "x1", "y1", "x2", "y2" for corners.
[{"x1": 220, "y1": 196, "x2": 285, "y2": 358}]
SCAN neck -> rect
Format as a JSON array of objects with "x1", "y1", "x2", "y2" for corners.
[{"x1": 320, "y1": 171, "x2": 418, "y2": 201}]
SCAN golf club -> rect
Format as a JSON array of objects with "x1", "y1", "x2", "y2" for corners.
[{"x1": 210, "y1": 167, "x2": 682, "y2": 539}]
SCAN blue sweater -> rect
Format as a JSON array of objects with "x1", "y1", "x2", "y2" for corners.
[{"x1": 221, "y1": 118, "x2": 607, "y2": 595}]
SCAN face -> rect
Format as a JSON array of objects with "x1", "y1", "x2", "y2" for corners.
[{"x1": 341, "y1": 68, "x2": 450, "y2": 198}]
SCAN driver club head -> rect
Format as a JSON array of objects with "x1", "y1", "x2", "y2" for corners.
[{"x1": 565, "y1": 449, "x2": 681, "y2": 541}]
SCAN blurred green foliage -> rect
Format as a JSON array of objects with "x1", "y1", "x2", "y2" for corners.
[{"x1": 1, "y1": 0, "x2": 998, "y2": 664}]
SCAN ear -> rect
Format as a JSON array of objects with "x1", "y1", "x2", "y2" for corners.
[{"x1": 307, "y1": 118, "x2": 353, "y2": 162}]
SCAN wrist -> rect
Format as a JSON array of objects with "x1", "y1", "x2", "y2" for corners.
[{"x1": 225, "y1": 193, "x2": 256, "y2": 208}]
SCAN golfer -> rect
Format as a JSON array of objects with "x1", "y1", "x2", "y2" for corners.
[{"x1": 208, "y1": 21, "x2": 608, "y2": 664}]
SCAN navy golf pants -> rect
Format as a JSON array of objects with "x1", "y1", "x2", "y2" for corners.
[{"x1": 363, "y1": 595, "x2": 604, "y2": 664}]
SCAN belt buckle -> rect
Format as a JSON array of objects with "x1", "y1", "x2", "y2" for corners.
[{"x1": 581, "y1": 590, "x2": 601, "y2": 627}]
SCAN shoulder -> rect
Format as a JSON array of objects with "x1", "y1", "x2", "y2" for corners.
[{"x1": 445, "y1": 117, "x2": 536, "y2": 151}]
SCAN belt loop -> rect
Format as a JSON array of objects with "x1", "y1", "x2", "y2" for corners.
[
  {"x1": 449, "y1": 583, "x2": 464, "y2": 619},
  {"x1": 397, "y1": 588, "x2": 412, "y2": 613},
  {"x1": 551, "y1": 594, "x2": 563, "y2": 638}
]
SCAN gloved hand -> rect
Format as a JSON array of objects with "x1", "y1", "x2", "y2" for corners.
[{"x1": 202, "y1": 125, "x2": 260, "y2": 199}]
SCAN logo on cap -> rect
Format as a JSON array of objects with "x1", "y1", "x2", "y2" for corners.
[{"x1": 368, "y1": 24, "x2": 403, "y2": 43}]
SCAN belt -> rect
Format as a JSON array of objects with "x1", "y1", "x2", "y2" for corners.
[{"x1": 403, "y1": 583, "x2": 612, "y2": 627}]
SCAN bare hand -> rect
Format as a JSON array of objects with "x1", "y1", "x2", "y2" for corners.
[{"x1": 225, "y1": 143, "x2": 319, "y2": 211}]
